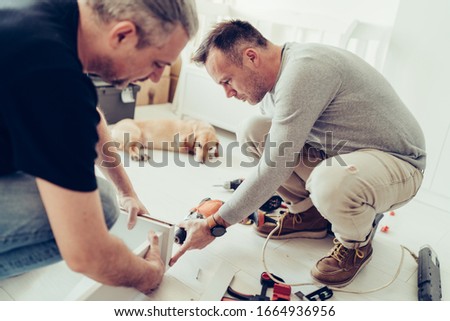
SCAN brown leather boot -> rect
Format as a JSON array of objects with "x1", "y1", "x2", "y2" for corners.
[
  {"x1": 311, "y1": 239, "x2": 373, "y2": 287},
  {"x1": 254, "y1": 206, "x2": 329, "y2": 239}
]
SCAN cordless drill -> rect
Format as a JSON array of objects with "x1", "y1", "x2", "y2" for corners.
[{"x1": 174, "y1": 198, "x2": 224, "y2": 245}]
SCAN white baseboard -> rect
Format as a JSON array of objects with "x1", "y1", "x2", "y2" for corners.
[{"x1": 414, "y1": 188, "x2": 450, "y2": 213}]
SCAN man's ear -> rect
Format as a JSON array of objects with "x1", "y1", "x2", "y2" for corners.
[
  {"x1": 108, "y1": 21, "x2": 138, "y2": 49},
  {"x1": 243, "y1": 48, "x2": 260, "y2": 67}
]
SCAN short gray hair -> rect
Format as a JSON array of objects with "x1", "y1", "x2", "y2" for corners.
[{"x1": 86, "y1": 0, "x2": 199, "y2": 48}]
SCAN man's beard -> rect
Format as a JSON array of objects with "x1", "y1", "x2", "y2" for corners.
[
  {"x1": 245, "y1": 68, "x2": 268, "y2": 105},
  {"x1": 88, "y1": 56, "x2": 129, "y2": 89}
]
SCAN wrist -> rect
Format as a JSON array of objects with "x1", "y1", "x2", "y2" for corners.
[
  {"x1": 205, "y1": 213, "x2": 227, "y2": 238},
  {"x1": 137, "y1": 260, "x2": 164, "y2": 295},
  {"x1": 118, "y1": 190, "x2": 138, "y2": 199},
  {"x1": 206, "y1": 214, "x2": 217, "y2": 229},
  {"x1": 212, "y1": 213, "x2": 230, "y2": 228}
]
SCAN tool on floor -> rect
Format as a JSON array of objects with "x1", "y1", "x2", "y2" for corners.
[
  {"x1": 174, "y1": 197, "x2": 224, "y2": 245},
  {"x1": 259, "y1": 195, "x2": 285, "y2": 212},
  {"x1": 418, "y1": 245, "x2": 442, "y2": 301},
  {"x1": 245, "y1": 202, "x2": 290, "y2": 228},
  {"x1": 224, "y1": 272, "x2": 290, "y2": 301},
  {"x1": 214, "y1": 178, "x2": 244, "y2": 191},
  {"x1": 255, "y1": 272, "x2": 286, "y2": 301},
  {"x1": 272, "y1": 283, "x2": 292, "y2": 301},
  {"x1": 295, "y1": 286, "x2": 333, "y2": 301}
]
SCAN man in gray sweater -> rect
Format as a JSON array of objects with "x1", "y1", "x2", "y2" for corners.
[{"x1": 170, "y1": 20, "x2": 425, "y2": 287}]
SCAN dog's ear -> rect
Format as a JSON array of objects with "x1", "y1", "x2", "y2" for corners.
[
  {"x1": 193, "y1": 141, "x2": 204, "y2": 163},
  {"x1": 214, "y1": 142, "x2": 220, "y2": 157},
  {"x1": 204, "y1": 140, "x2": 220, "y2": 160}
]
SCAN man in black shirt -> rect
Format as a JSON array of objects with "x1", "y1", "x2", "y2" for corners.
[{"x1": 0, "y1": 0, "x2": 198, "y2": 294}]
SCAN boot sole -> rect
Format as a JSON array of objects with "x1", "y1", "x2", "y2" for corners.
[
  {"x1": 310, "y1": 254, "x2": 373, "y2": 288},
  {"x1": 254, "y1": 229, "x2": 328, "y2": 239}
]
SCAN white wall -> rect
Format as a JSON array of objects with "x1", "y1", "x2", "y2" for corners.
[
  {"x1": 231, "y1": 0, "x2": 400, "y2": 26},
  {"x1": 383, "y1": 0, "x2": 450, "y2": 207}
]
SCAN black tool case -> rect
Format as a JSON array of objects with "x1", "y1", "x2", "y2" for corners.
[{"x1": 90, "y1": 76, "x2": 140, "y2": 124}]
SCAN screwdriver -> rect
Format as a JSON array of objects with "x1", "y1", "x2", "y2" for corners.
[{"x1": 214, "y1": 178, "x2": 244, "y2": 191}]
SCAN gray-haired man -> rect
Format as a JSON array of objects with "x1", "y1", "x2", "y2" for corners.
[{"x1": 0, "y1": 0, "x2": 197, "y2": 294}]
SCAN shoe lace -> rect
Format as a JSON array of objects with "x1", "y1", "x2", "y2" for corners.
[
  {"x1": 276, "y1": 211, "x2": 302, "y2": 236},
  {"x1": 330, "y1": 238, "x2": 364, "y2": 264}
]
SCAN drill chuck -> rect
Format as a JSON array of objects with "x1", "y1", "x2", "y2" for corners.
[{"x1": 174, "y1": 228, "x2": 187, "y2": 245}]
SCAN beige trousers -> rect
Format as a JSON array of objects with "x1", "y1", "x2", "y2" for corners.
[{"x1": 237, "y1": 115, "x2": 423, "y2": 248}]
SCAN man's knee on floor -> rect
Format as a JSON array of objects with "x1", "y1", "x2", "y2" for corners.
[{"x1": 97, "y1": 177, "x2": 120, "y2": 230}]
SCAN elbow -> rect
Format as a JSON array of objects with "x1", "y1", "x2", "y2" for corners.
[
  {"x1": 62, "y1": 239, "x2": 118, "y2": 285},
  {"x1": 62, "y1": 244, "x2": 105, "y2": 276},
  {"x1": 64, "y1": 251, "x2": 97, "y2": 275}
]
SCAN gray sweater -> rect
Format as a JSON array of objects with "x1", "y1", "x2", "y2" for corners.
[{"x1": 218, "y1": 42, "x2": 426, "y2": 225}]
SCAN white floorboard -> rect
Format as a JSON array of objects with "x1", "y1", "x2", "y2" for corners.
[{"x1": 1, "y1": 104, "x2": 448, "y2": 302}]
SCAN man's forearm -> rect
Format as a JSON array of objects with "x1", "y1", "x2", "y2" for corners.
[
  {"x1": 36, "y1": 178, "x2": 161, "y2": 294},
  {"x1": 84, "y1": 235, "x2": 161, "y2": 293},
  {"x1": 95, "y1": 109, "x2": 137, "y2": 198}
]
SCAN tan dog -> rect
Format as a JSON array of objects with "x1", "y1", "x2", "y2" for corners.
[{"x1": 110, "y1": 118, "x2": 220, "y2": 163}]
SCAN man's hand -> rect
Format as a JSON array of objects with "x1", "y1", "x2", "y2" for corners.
[
  {"x1": 119, "y1": 195, "x2": 149, "y2": 230},
  {"x1": 169, "y1": 219, "x2": 215, "y2": 266},
  {"x1": 140, "y1": 231, "x2": 165, "y2": 294}
]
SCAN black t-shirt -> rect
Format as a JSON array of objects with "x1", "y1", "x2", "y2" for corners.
[{"x1": 0, "y1": 0, "x2": 100, "y2": 191}]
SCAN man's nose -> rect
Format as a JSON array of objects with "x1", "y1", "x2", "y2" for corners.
[
  {"x1": 223, "y1": 85, "x2": 236, "y2": 98},
  {"x1": 114, "y1": 81, "x2": 131, "y2": 90},
  {"x1": 149, "y1": 67, "x2": 166, "y2": 83}
]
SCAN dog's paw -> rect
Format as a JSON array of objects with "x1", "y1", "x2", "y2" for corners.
[{"x1": 131, "y1": 152, "x2": 150, "y2": 162}]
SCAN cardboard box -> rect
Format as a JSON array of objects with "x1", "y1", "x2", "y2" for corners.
[
  {"x1": 136, "y1": 66, "x2": 171, "y2": 106},
  {"x1": 91, "y1": 77, "x2": 140, "y2": 124},
  {"x1": 169, "y1": 57, "x2": 183, "y2": 103}
]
